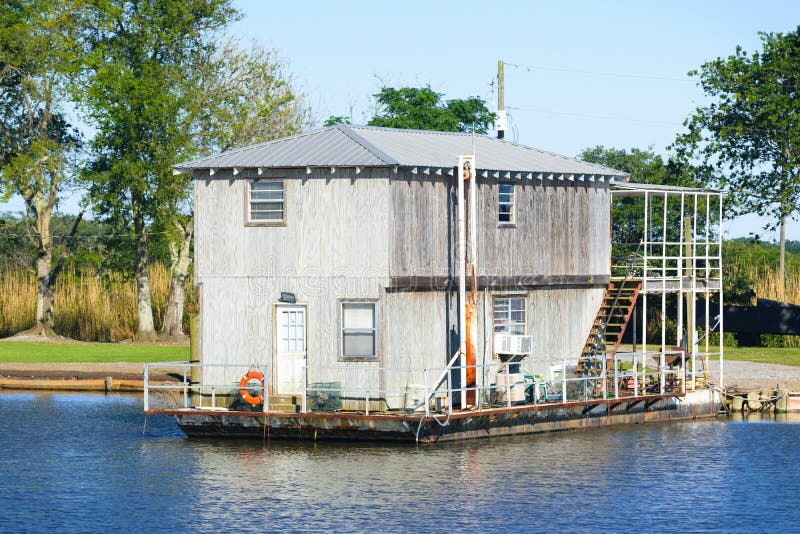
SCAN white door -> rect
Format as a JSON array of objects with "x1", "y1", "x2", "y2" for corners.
[{"x1": 275, "y1": 305, "x2": 307, "y2": 394}]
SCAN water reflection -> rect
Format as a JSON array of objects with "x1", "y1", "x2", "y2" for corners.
[{"x1": 1, "y1": 393, "x2": 799, "y2": 532}]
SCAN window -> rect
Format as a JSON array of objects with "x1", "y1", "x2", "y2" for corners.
[
  {"x1": 494, "y1": 297, "x2": 526, "y2": 335},
  {"x1": 498, "y1": 183, "x2": 515, "y2": 224},
  {"x1": 248, "y1": 180, "x2": 284, "y2": 223},
  {"x1": 341, "y1": 301, "x2": 377, "y2": 359}
]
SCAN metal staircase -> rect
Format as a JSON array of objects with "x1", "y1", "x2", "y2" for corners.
[{"x1": 577, "y1": 277, "x2": 642, "y2": 375}]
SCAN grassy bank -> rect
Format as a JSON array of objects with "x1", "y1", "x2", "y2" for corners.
[
  {"x1": 722, "y1": 346, "x2": 800, "y2": 367},
  {"x1": 0, "y1": 341, "x2": 188, "y2": 363},
  {"x1": 0, "y1": 264, "x2": 198, "y2": 342}
]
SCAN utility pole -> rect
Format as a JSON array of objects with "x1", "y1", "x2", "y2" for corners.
[{"x1": 497, "y1": 59, "x2": 506, "y2": 139}]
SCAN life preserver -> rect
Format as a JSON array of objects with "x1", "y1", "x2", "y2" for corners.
[{"x1": 240, "y1": 370, "x2": 265, "y2": 406}]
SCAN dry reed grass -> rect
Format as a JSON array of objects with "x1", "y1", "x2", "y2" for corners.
[{"x1": 0, "y1": 264, "x2": 197, "y2": 341}]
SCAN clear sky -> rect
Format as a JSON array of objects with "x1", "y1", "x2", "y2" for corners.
[{"x1": 3, "y1": 0, "x2": 799, "y2": 240}]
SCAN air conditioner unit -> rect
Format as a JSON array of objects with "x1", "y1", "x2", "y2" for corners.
[{"x1": 494, "y1": 335, "x2": 533, "y2": 355}]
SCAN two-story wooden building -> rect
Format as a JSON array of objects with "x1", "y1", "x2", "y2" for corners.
[{"x1": 175, "y1": 124, "x2": 628, "y2": 408}]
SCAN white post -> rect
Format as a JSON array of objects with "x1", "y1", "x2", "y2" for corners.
[
  {"x1": 602, "y1": 355, "x2": 607, "y2": 399},
  {"x1": 366, "y1": 392, "x2": 370, "y2": 416},
  {"x1": 718, "y1": 194, "x2": 724, "y2": 390},
  {"x1": 424, "y1": 368, "x2": 430, "y2": 416},
  {"x1": 634, "y1": 354, "x2": 639, "y2": 397},
  {"x1": 143, "y1": 364, "x2": 149, "y2": 412},
  {"x1": 506, "y1": 362, "x2": 512, "y2": 409},
  {"x1": 268, "y1": 375, "x2": 269, "y2": 413},
  {"x1": 301, "y1": 364, "x2": 307, "y2": 413},
  {"x1": 561, "y1": 359, "x2": 567, "y2": 402},
  {"x1": 681, "y1": 352, "x2": 686, "y2": 395},
  {"x1": 183, "y1": 362, "x2": 189, "y2": 408},
  {"x1": 457, "y1": 156, "x2": 469, "y2": 409},
  {"x1": 614, "y1": 357, "x2": 619, "y2": 399}
]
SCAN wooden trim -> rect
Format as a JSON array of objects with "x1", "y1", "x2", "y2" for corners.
[{"x1": 387, "y1": 274, "x2": 610, "y2": 291}]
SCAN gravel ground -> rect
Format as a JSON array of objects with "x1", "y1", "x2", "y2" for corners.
[{"x1": 708, "y1": 359, "x2": 800, "y2": 391}]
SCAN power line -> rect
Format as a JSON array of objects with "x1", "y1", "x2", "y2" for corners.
[
  {"x1": 503, "y1": 61, "x2": 693, "y2": 83},
  {"x1": 503, "y1": 61, "x2": 800, "y2": 90},
  {"x1": 507, "y1": 106, "x2": 683, "y2": 126}
]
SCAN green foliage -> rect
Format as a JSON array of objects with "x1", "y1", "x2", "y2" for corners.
[
  {"x1": 579, "y1": 146, "x2": 712, "y2": 249},
  {"x1": 324, "y1": 115, "x2": 350, "y2": 126},
  {"x1": 369, "y1": 86, "x2": 495, "y2": 133},
  {"x1": 79, "y1": 0, "x2": 238, "y2": 229},
  {"x1": 0, "y1": 212, "x2": 109, "y2": 273},
  {"x1": 188, "y1": 39, "x2": 308, "y2": 157},
  {"x1": 673, "y1": 27, "x2": 800, "y2": 233},
  {"x1": 0, "y1": 0, "x2": 82, "y2": 208}
]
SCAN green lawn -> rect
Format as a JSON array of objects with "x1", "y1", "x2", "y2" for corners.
[
  {"x1": 721, "y1": 346, "x2": 800, "y2": 367},
  {"x1": 617, "y1": 344, "x2": 800, "y2": 366},
  {"x1": 0, "y1": 341, "x2": 188, "y2": 363}
]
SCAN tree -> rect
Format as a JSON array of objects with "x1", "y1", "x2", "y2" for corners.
[
  {"x1": 78, "y1": 0, "x2": 237, "y2": 342},
  {"x1": 673, "y1": 28, "x2": 800, "y2": 298},
  {"x1": 579, "y1": 146, "x2": 710, "y2": 248},
  {"x1": 156, "y1": 39, "x2": 308, "y2": 339},
  {"x1": 0, "y1": 0, "x2": 84, "y2": 337},
  {"x1": 368, "y1": 86, "x2": 495, "y2": 133},
  {"x1": 324, "y1": 115, "x2": 350, "y2": 127}
]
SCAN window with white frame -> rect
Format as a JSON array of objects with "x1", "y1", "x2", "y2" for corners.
[
  {"x1": 498, "y1": 183, "x2": 515, "y2": 224},
  {"x1": 493, "y1": 296, "x2": 526, "y2": 335},
  {"x1": 249, "y1": 180, "x2": 284, "y2": 223},
  {"x1": 340, "y1": 301, "x2": 377, "y2": 359}
]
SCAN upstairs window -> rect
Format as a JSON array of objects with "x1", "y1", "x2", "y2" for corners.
[
  {"x1": 340, "y1": 301, "x2": 377, "y2": 360},
  {"x1": 248, "y1": 180, "x2": 285, "y2": 224},
  {"x1": 493, "y1": 296, "x2": 526, "y2": 335},
  {"x1": 498, "y1": 183, "x2": 515, "y2": 224}
]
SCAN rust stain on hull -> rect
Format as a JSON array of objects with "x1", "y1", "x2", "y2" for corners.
[{"x1": 150, "y1": 389, "x2": 722, "y2": 444}]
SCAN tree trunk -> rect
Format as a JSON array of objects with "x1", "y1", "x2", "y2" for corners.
[
  {"x1": 160, "y1": 219, "x2": 193, "y2": 340},
  {"x1": 133, "y1": 207, "x2": 157, "y2": 342},
  {"x1": 33, "y1": 248, "x2": 57, "y2": 336},
  {"x1": 18, "y1": 200, "x2": 57, "y2": 337},
  {"x1": 779, "y1": 212, "x2": 786, "y2": 301}
]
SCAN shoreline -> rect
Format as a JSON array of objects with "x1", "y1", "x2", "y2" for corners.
[
  {"x1": 2, "y1": 360, "x2": 800, "y2": 394},
  {"x1": 0, "y1": 362, "x2": 183, "y2": 392}
]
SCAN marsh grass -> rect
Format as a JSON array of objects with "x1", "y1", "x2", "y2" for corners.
[{"x1": 0, "y1": 264, "x2": 197, "y2": 342}]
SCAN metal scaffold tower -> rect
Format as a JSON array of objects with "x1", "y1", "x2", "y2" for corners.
[{"x1": 611, "y1": 183, "x2": 725, "y2": 392}]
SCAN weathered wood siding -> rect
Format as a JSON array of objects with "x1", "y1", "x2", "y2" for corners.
[
  {"x1": 195, "y1": 168, "x2": 391, "y2": 388},
  {"x1": 194, "y1": 168, "x2": 608, "y2": 400},
  {"x1": 388, "y1": 173, "x2": 610, "y2": 278}
]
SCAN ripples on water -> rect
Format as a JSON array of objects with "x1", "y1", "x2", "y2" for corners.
[{"x1": 1, "y1": 392, "x2": 798, "y2": 532}]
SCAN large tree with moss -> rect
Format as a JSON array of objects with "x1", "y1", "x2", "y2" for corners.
[{"x1": 673, "y1": 28, "x2": 800, "y2": 298}]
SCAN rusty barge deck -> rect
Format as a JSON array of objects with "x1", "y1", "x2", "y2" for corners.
[{"x1": 147, "y1": 388, "x2": 721, "y2": 444}]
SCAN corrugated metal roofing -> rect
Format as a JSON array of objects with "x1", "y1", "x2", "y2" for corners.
[{"x1": 176, "y1": 124, "x2": 628, "y2": 178}]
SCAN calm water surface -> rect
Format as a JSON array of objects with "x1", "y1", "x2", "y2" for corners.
[{"x1": 1, "y1": 392, "x2": 798, "y2": 532}]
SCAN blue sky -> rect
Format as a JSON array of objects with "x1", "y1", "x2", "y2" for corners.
[{"x1": 4, "y1": 0, "x2": 799, "y2": 240}]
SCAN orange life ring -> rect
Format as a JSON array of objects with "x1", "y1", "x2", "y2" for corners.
[{"x1": 240, "y1": 370, "x2": 265, "y2": 406}]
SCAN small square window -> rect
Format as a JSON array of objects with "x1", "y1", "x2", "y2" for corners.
[
  {"x1": 494, "y1": 296, "x2": 526, "y2": 335},
  {"x1": 341, "y1": 301, "x2": 377, "y2": 359},
  {"x1": 498, "y1": 183, "x2": 515, "y2": 224},
  {"x1": 249, "y1": 181, "x2": 284, "y2": 223}
]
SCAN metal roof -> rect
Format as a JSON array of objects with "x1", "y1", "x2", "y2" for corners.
[{"x1": 176, "y1": 124, "x2": 629, "y2": 178}]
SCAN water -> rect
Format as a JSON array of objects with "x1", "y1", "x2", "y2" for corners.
[{"x1": 1, "y1": 393, "x2": 798, "y2": 533}]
